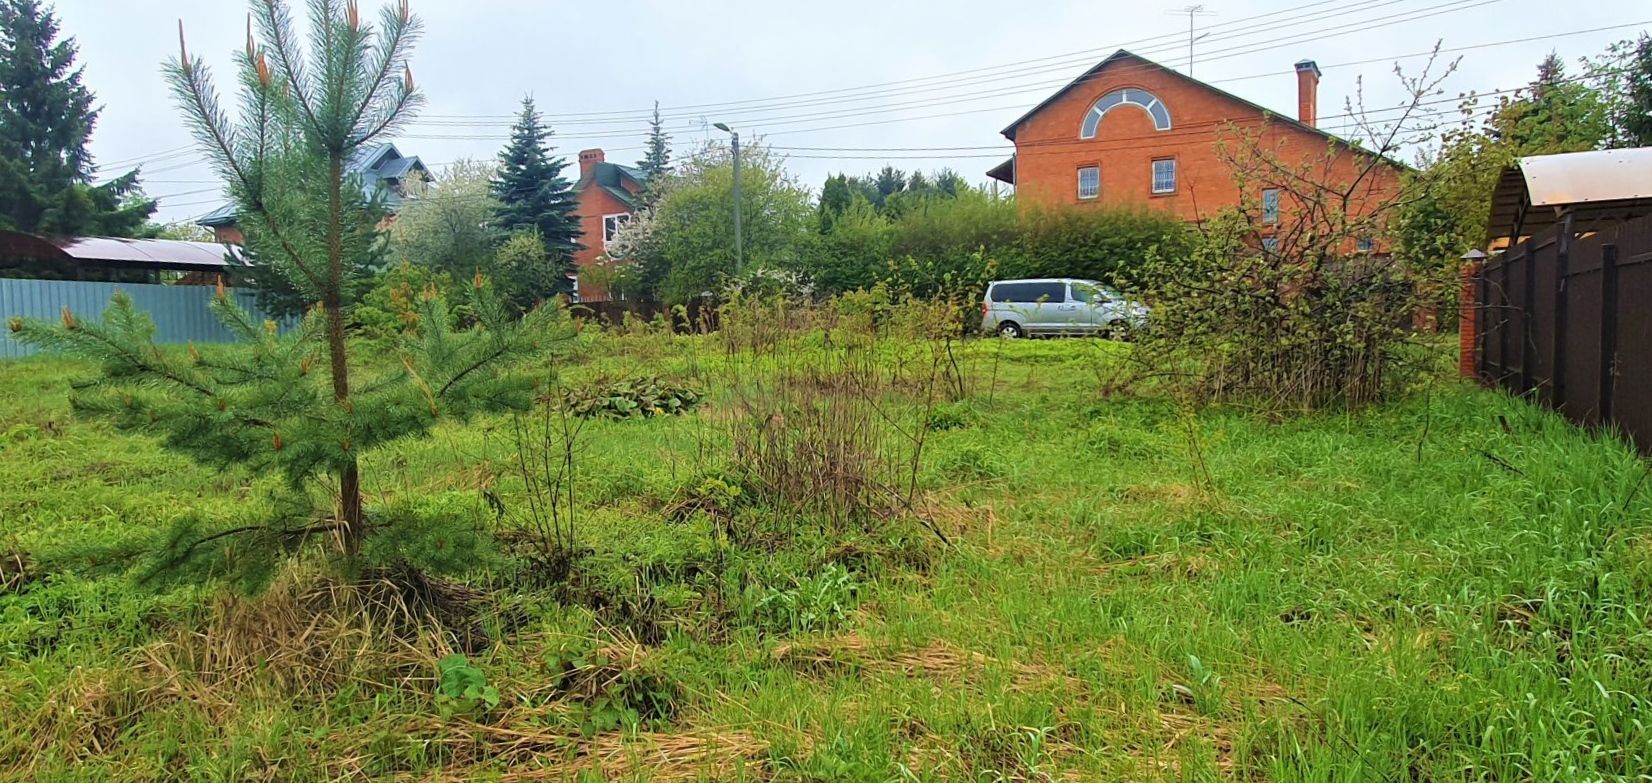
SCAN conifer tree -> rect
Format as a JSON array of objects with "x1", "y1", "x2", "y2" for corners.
[
  {"x1": 1612, "y1": 35, "x2": 1652, "y2": 147},
  {"x1": 491, "y1": 97, "x2": 579, "y2": 295},
  {"x1": 11, "y1": 0, "x2": 567, "y2": 570},
  {"x1": 636, "y1": 100, "x2": 671, "y2": 203},
  {"x1": 0, "y1": 0, "x2": 153, "y2": 235}
]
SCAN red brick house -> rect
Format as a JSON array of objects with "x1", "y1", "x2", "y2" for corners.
[
  {"x1": 987, "y1": 50, "x2": 1401, "y2": 240},
  {"x1": 570, "y1": 148, "x2": 649, "y2": 302}
]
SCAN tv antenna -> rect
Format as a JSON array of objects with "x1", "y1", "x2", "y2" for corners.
[{"x1": 1168, "y1": 5, "x2": 1217, "y2": 76}]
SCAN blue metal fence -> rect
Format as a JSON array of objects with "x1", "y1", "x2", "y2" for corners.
[{"x1": 0, "y1": 278, "x2": 276, "y2": 358}]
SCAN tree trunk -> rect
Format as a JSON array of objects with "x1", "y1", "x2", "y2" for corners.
[{"x1": 325, "y1": 154, "x2": 363, "y2": 557}]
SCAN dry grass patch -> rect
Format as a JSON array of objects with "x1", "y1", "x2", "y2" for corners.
[{"x1": 772, "y1": 633, "x2": 1083, "y2": 693}]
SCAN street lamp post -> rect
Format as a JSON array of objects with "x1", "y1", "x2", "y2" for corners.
[{"x1": 713, "y1": 122, "x2": 743, "y2": 273}]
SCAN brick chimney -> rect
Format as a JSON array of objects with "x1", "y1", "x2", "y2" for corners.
[
  {"x1": 578, "y1": 148, "x2": 606, "y2": 179},
  {"x1": 1294, "y1": 60, "x2": 1321, "y2": 127}
]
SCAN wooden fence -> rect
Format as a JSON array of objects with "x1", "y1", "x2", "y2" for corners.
[{"x1": 1467, "y1": 212, "x2": 1652, "y2": 453}]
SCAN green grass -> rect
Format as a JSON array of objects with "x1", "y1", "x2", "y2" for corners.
[{"x1": 2, "y1": 332, "x2": 1650, "y2": 782}]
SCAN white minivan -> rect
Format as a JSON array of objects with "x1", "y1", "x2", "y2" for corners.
[{"x1": 979, "y1": 278, "x2": 1147, "y2": 338}]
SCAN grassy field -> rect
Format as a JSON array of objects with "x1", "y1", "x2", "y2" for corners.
[{"x1": 1, "y1": 325, "x2": 1650, "y2": 782}]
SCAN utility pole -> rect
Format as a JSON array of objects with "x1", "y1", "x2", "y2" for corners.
[
  {"x1": 1168, "y1": 5, "x2": 1215, "y2": 76},
  {"x1": 713, "y1": 122, "x2": 744, "y2": 273}
]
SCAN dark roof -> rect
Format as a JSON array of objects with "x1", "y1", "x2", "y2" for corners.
[
  {"x1": 601, "y1": 185, "x2": 640, "y2": 209},
  {"x1": 197, "y1": 201, "x2": 238, "y2": 227},
  {"x1": 0, "y1": 231, "x2": 242, "y2": 269},
  {"x1": 999, "y1": 49, "x2": 1402, "y2": 168},
  {"x1": 985, "y1": 157, "x2": 1015, "y2": 185},
  {"x1": 576, "y1": 161, "x2": 648, "y2": 208}
]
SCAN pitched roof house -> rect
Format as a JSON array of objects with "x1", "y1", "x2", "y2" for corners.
[
  {"x1": 570, "y1": 148, "x2": 650, "y2": 302},
  {"x1": 196, "y1": 142, "x2": 432, "y2": 244},
  {"x1": 988, "y1": 49, "x2": 1401, "y2": 233}
]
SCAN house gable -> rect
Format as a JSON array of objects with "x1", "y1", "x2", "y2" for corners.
[
  {"x1": 1002, "y1": 49, "x2": 1389, "y2": 162},
  {"x1": 995, "y1": 49, "x2": 1403, "y2": 221}
]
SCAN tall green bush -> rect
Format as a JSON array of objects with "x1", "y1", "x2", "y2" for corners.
[
  {"x1": 1009, "y1": 203, "x2": 1192, "y2": 288},
  {"x1": 799, "y1": 190, "x2": 1189, "y2": 298}
]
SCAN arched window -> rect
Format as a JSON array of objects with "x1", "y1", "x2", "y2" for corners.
[{"x1": 1080, "y1": 88, "x2": 1172, "y2": 137}]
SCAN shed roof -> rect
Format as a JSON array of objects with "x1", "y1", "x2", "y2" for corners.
[
  {"x1": 985, "y1": 156, "x2": 1015, "y2": 185},
  {"x1": 0, "y1": 231, "x2": 241, "y2": 269},
  {"x1": 1486, "y1": 147, "x2": 1652, "y2": 245}
]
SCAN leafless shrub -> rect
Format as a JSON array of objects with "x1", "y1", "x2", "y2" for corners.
[
  {"x1": 1134, "y1": 47, "x2": 1459, "y2": 411},
  {"x1": 715, "y1": 293, "x2": 953, "y2": 543},
  {"x1": 496, "y1": 361, "x2": 589, "y2": 586}
]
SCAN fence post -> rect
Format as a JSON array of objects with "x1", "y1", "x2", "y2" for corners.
[
  {"x1": 1477, "y1": 260, "x2": 1490, "y2": 383},
  {"x1": 1459, "y1": 259, "x2": 1482, "y2": 379},
  {"x1": 1599, "y1": 243, "x2": 1619, "y2": 423},
  {"x1": 1551, "y1": 211, "x2": 1573, "y2": 410}
]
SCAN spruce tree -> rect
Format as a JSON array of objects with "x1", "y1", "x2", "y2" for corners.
[
  {"x1": 817, "y1": 173, "x2": 851, "y2": 233},
  {"x1": 0, "y1": 0, "x2": 153, "y2": 235},
  {"x1": 1618, "y1": 36, "x2": 1652, "y2": 147},
  {"x1": 11, "y1": 0, "x2": 566, "y2": 572},
  {"x1": 491, "y1": 97, "x2": 579, "y2": 295},
  {"x1": 636, "y1": 100, "x2": 671, "y2": 203}
]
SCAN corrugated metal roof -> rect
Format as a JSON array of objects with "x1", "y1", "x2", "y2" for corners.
[
  {"x1": 1486, "y1": 147, "x2": 1652, "y2": 246},
  {"x1": 53, "y1": 236, "x2": 242, "y2": 268},
  {"x1": 1517, "y1": 148, "x2": 1652, "y2": 206}
]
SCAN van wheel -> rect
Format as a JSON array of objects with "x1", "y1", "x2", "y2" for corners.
[{"x1": 997, "y1": 321, "x2": 1024, "y2": 338}]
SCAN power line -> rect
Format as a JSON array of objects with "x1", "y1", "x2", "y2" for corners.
[
  {"x1": 411, "y1": 0, "x2": 1411, "y2": 129},
  {"x1": 421, "y1": 0, "x2": 1364, "y2": 122},
  {"x1": 395, "y1": 0, "x2": 1510, "y2": 143},
  {"x1": 125, "y1": 4, "x2": 1612, "y2": 165},
  {"x1": 404, "y1": 0, "x2": 1474, "y2": 135},
  {"x1": 127, "y1": 10, "x2": 1643, "y2": 195}
]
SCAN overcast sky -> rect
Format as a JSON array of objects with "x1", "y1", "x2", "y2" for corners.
[{"x1": 55, "y1": 0, "x2": 1649, "y2": 224}]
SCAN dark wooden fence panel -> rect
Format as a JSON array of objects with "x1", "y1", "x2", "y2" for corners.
[
  {"x1": 1483, "y1": 251, "x2": 1509, "y2": 383},
  {"x1": 1475, "y1": 213, "x2": 1652, "y2": 454},
  {"x1": 1526, "y1": 235, "x2": 1559, "y2": 401},
  {"x1": 1562, "y1": 233, "x2": 1605, "y2": 425},
  {"x1": 1612, "y1": 233, "x2": 1652, "y2": 447}
]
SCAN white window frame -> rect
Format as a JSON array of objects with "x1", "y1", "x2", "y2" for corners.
[
  {"x1": 1077, "y1": 166, "x2": 1100, "y2": 200},
  {"x1": 1081, "y1": 88, "x2": 1173, "y2": 137},
  {"x1": 601, "y1": 213, "x2": 631, "y2": 249},
  {"x1": 1151, "y1": 158, "x2": 1177, "y2": 195},
  {"x1": 1262, "y1": 188, "x2": 1280, "y2": 225}
]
